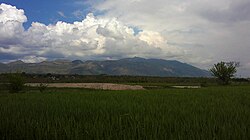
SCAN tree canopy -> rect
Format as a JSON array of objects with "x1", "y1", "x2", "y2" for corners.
[{"x1": 210, "y1": 62, "x2": 239, "y2": 85}]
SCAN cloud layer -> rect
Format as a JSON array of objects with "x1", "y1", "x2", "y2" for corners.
[
  {"x1": 0, "y1": 3, "x2": 183, "y2": 63},
  {"x1": 1, "y1": 1, "x2": 250, "y2": 77},
  {"x1": 89, "y1": 0, "x2": 250, "y2": 77}
]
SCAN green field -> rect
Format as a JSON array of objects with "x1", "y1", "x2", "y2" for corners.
[{"x1": 1, "y1": 86, "x2": 250, "y2": 139}]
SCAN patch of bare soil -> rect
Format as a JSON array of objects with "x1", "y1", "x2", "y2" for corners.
[{"x1": 27, "y1": 83, "x2": 145, "y2": 90}]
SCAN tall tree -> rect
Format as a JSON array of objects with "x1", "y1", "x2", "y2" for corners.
[{"x1": 210, "y1": 62, "x2": 239, "y2": 85}]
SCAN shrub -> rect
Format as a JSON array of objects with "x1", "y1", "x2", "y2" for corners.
[
  {"x1": 8, "y1": 72, "x2": 25, "y2": 93},
  {"x1": 38, "y1": 83, "x2": 48, "y2": 93},
  {"x1": 200, "y1": 81, "x2": 208, "y2": 87}
]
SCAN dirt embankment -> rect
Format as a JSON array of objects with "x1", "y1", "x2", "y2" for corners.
[{"x1": 27, "y1": 83, "x2": 145, "y2": 90}]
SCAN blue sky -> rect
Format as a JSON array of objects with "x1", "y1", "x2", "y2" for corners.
[
  {"x1": 0, "y1": 0, "x2": 91, "y2": 29},
  {"x1": 0, "y1": 0, "x2": 250, "y2": 77}
]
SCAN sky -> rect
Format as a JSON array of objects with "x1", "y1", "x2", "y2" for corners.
[{"x1": 0, "y1": 0, "x2": 250, "y2": 77}]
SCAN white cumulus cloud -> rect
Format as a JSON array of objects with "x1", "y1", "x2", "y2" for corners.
[
  {"x1": 0, "y1": 3, "x2": 26, "y2": 45},
  {"x1": 0, "y1": 3, "x2": 183, "y2": 63},
  {"x1": 89, "y1": 0, "x2": 250, "y2": 77},
  {"x1": 1, "y1": 2, "x2": 250, "y2": 77},
  {"x1": 21, "y1": 56, "x2": 47, "y2": 63}
]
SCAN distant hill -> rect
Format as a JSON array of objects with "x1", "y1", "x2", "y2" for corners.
[{"x1": 0, "y1": 57, "x2": 211, "y2": 77}]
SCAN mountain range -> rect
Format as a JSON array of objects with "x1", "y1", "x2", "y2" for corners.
[{"x1": 0, "y1": 57, "x2": 210, "y2": 77}]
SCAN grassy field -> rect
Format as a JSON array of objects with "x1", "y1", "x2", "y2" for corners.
[{"x1": 0, "y1": 86, "x2": 250, "y2": 139}]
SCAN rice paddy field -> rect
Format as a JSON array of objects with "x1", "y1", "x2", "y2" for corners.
[{"x1": 0, "y1": 85, "x2": 250, "y2": 139}]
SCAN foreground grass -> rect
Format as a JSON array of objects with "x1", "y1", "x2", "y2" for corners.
[{"x1": 0, "y1": 86, "x2": 250, "y2": 139}]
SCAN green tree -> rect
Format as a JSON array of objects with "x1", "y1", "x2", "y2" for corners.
[
  {"x1": 210, "y1": 62, "x2": 239, "y2": 85},
  {"x1": 8, "y1": 72, "x2": 25, "y2": 93}
]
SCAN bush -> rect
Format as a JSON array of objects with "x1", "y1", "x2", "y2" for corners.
[
  {"x1": 38, "y1": 83, "x2": 48, "y2": 93},
  {"x1": 8, "y1": 72, "x2": 25, "y2": 93},
  {"x1": 200, "y1": 81, "x2": 208, "y2": 87}
]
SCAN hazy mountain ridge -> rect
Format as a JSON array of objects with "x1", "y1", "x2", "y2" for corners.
[{"x1": 0, "y1": 57, "x2": 210, "y2": 77}]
